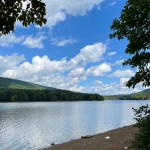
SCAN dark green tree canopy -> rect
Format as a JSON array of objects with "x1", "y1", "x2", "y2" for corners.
[
  {"x1": 0, "y1": 0, "x2": 47, "y2": 35},
  {"x1": 110, "y1": 0, "x2": 150, "y2": 88}
]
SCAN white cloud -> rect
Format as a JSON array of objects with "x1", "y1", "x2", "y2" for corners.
[
  {"x1": 2, "y1": 55, "x2": 67, "y2": 79},
  {"x1": 69, "y1": 42, "x2": 106, "y2": 68},
  {"x1": 45, "y1": 11, "x2": 66, "y2": 29},
  {"x1": 40, "y1": 0, "x2": 104, "y2": 29},
  {"x1": 0, "y1": 54, "x2": 85, "y2": 90},
  {"x1": 111, "y1": 69, "x2": 134, "y2": 78},
  {"x1": 0, "y1": 54, "x2": 25, "y2": 74},
  {"x1": 110, "y1": 1, "x2": 117, "y2": 6},
  {"x1": 120, "y1": 77, "x2": 129, "y2": 86},
  {"x1": 108, "y1": 51, "x2": 116, "y2": 56},
  {"x1": 85, "y1": 80, "x2": 144, "y2": 95},
  {"x1": 22, "y1": 33, "x2": 46, "y2": 49},
  {"x1": 0, "y1": 53, "x2": 145, "y2": 95},
  {"x1": 51, "y1": 37, "x2": 77, "y2": 46},
  {"x1": 0, "y1": 33, "x2": 47, "y2": 49},
  {"x1": 95, "y1": 80, "x2": 103, "y2": 85},
  {"x1": 114, "y1": 59, "x2": 124, "y2": 66},
  {"x1": 0, "y1": 42, "x2": 110, "y2": 93},
  {"x1": 87, "y1": 63, "x2": 111, "y2": 76},
  {"x1": 68, "y1": 68, "x2": 85, "y2": 77},
  {"x1": 0, "y1": 34, "x2": 24, "y2": 47},
  {"x1": 95, "y1": 84, "x2": 114, "y2": 94}
]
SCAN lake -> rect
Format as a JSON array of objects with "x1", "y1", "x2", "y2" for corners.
[{"x1": 0, "y1": 100, "x2": 150, "y2": 150}]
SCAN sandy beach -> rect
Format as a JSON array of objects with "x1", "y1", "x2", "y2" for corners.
[{"x1": 43, "y1": 125, "x2": 138, "y2": 150}]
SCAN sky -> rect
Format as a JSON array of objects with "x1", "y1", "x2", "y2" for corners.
[{"x1": 0, "y1": 0, "x2": 145, "y2": 95}]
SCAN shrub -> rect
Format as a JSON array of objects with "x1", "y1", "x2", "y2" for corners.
[{"x1": 130, "y1": 105, "x2": 150, "y2": 150}]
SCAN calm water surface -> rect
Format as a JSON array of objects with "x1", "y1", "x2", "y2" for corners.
[{"x1": 0, "y1": 100, "x2": 150, "y2": 150}]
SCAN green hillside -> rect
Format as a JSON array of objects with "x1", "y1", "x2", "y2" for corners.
[
  {"x1": 0, "y1": 77, "x2": 54, "y2": 90},
  {"x1": 0, "y1": 77, "x2": 104, "y2": 102},
  {"x1": 104, "y1": 89, "x2": 150, "y2": 100},
  {"x1": 140, "y1": 89, "x2": 150, "y2": 94}
]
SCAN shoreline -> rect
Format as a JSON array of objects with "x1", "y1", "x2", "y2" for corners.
[{"x1": 43, "y1": 125, "x2": 138, "y2": 150}]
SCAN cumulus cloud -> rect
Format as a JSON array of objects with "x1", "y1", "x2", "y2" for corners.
[
  {"x1": 110, "y1": 69, "x2": 134, "y2": 78},
  {"x1": 0, "y1": 53, "x2": 144, "y2": 95},
  {"x1": 68, "y1": 68, "x2": 85, "y2": 77},
  {"x1": 22, "y1": 33, "x2": 46, "y2": 49},
  {"x1": 2, "y1": 55, "x2": 67, "y2": 80},
  {"x1": 0, "y1": 33, "x2": 47, "y2": 49},
  {"x1": 45, "y1": 11, "x2": 66, "y2": 29},
  {"x1": 87, "y1": 63, "x2": 111, "y2": 76},
  {"x1": 68, "y1": 42, "x2": 106, "y2": 68},
  {"x1": 51, "y1": 37, "x2": 77, "y2": 47},
  {"x1": 0, "y1": 34, "x2": 25, "y2": 47},
  {"x1": 39, "y1": 0, "x2": 104, "y2": 29},
  {"x1": 86, "y1": 80, "x2": 144, "y2": 95},
  {"x1": 0, "y1": 42, "x2": 113, "y2": 93},
  {"x1": 0, "y1": 54, "x2": 25, "y2": 74}
]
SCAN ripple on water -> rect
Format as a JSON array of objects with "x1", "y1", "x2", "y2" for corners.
[{"x1": 0, "y1": 101, "x2": 150, "y2": 150}]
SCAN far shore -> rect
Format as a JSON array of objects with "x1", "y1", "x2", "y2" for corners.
[{"x1": 43, "y1": 125, "x2": 138, "y2": 150}]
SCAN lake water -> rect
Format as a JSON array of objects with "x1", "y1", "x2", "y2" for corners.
[{"x1": 0, "y1": 100, "x2": 150, "y2": 150}]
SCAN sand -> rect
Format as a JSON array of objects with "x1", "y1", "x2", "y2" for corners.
[{"x1": 43, "y1": 125, "x2": 138, "y2": 150}]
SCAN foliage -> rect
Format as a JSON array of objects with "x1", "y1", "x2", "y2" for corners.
[
  {"x1": 110, "y1": 0, "x2": 150, "y2": 88},
  {"x1": 0, "y1": 88, "x2": 104, "y2": 102},
  {"x1": 130, "y1": 105, "x2": 150, "y2": 150},
  {"x1": 0, "y1": 0, "x2": 47, "y2": 35},
  {"x1": 104, "y1": 89, "x2": 150, "y2": 100},
  {"x1": 110, "y1": 1, "x2": 150, "y2": 148},
  {"x1": 0, "y1": 77, "x2": 103, "y2": 101}
]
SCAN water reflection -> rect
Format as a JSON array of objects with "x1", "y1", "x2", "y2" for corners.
[{"x1": 0, "y1": 100, "x2": 150, "y2": 150}]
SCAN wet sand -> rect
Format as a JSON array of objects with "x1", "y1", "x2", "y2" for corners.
[{"x1": 43, "y1": 125, "x2": 138, "y2": 150}]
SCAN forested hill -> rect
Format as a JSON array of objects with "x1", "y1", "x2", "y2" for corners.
[
  {"x1": 0, "y1": 77, "x2": 54, "y2": 90},
  {"x1": 104, "y1": 89, "x2": 150, "y2": 100},
  {"x1": 0, "y1": 77, "x2": 104, "y2": 102},
  {"x1": 140, "y1": 89, "x2": 150, "y2": 94}
]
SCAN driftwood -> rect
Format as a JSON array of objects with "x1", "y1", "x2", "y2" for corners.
[{"x1": 81, "y1": 135, "x2": 94, "y2": 139}]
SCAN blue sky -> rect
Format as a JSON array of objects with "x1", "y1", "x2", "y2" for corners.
[{"x1": 0, "y1": 0, "x2": 144, "y2": 95}]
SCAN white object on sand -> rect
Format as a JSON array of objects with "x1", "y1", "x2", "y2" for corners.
[{"x1": 105, "y1": 136, "x2": 110, "y2": 139}]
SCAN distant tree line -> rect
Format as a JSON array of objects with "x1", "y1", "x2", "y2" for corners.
[
  {"x1": 104, "y1": 93, "x2": 150, "y2": 100},
  {"x1": 117, "y1": 94, "x2": 150, "y2": 100},
  {"x1": 0, "y1": 88, "x2": 104, "y2": 102}
]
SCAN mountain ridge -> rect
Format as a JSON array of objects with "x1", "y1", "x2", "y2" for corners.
[
  {"x1": 0, "y1": 77, "x2": 104, "y2": 102},
  {"x1": 0, "y1": 77, "x2": 54, "y2": 90},
  {"x1": 0, "y1": 77, "x2": 149, "y2": 101},
  {"x1": 104, "y1": 89, "x2": 150, "y2": 100}
]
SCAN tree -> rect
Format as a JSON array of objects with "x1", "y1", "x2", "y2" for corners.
[
  {"x1": 0, "y1": 0, "x2": 47, "y2": 36},
  {"x1": 110, "y1": 0, "x2": 150, "y2": 88},
  {"x1": 11, "y1": 94, "x2": 19, "y2": 102},
  {"x1": 110, "y1": 0, "x2": 150, "y2": 149}
]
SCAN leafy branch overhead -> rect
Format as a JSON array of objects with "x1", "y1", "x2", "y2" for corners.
[
  {"x1": 0, "y1": 0, "x2": 47, "y2": 35},
  {"x1": 110, "y1": 0, "x2": 150, "y2": 88}
]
